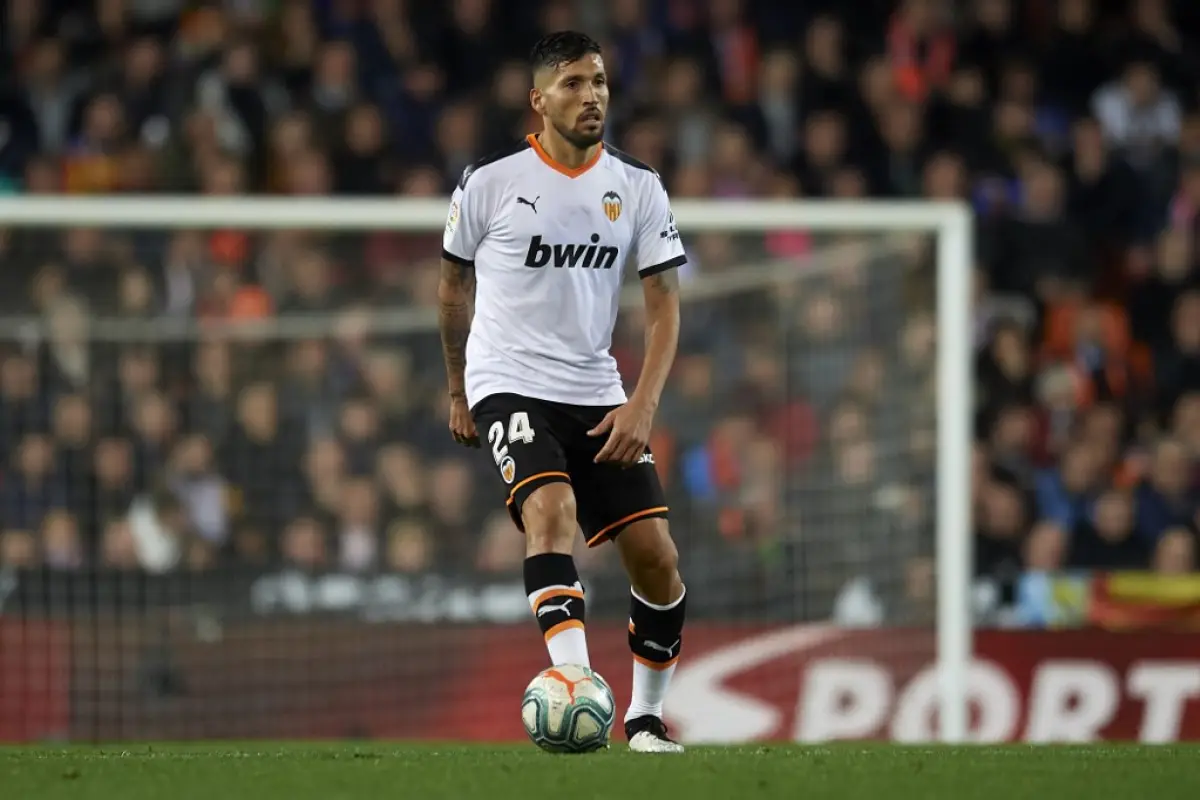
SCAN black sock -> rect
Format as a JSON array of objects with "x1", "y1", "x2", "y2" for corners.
[
  {"x1": 524, "y1": 553, "x2": 589, "y2": 665},
  {"x1": 628, "y1": 587, "x2": 686, "y2": 669}
]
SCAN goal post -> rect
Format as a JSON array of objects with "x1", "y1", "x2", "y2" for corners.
[{"x1": 0, "y1": 196, "x2": 973, "y2": 743}]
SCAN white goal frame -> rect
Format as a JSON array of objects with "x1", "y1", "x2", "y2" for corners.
[{"x1": 0, "y1": 196, "x2": 974, "y2": 743}]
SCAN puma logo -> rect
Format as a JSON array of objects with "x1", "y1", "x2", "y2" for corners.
[
  {"x1": 517, "y1": 195, "x2": 539, "y2": 213},
  {"x1": 642, "y1": 638, "x2": 680, "y2": 658},
  {"x1": 536, "y1": 598, "x2": 573, "y2": 618}
]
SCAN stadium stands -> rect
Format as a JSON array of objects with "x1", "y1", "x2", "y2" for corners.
[{"x1": 2, "y1": 0, "x2": 1200, "y2": 628}]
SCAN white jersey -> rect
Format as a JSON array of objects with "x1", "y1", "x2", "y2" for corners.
[{"x1": 442, "y1": 134, "x2": 687, "y2": 409}]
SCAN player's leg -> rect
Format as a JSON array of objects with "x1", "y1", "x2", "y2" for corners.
[
  {"x1": 521, "y1": 483, "x2": 590, "y2": 666},
  {"x1": 471, "y1": 394, "x2": 590, "y2": 667},
  {"x1": 571, "y1": 434, "x2": 684, "y2": 753},
  {"x1": 614, "y1": 518, "x2": 687, "y2": 753}
]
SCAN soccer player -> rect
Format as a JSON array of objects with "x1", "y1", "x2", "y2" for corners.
[{"x1": 438, "y1": 31, "x2": 687, "y2": 754}]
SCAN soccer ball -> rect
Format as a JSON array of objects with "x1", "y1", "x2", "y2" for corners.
[{"x1": 520, "y1": 664, "x2": 615, "y2": 753}]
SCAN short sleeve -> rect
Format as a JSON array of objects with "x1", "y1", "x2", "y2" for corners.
[
  {"x1": 442, "y1": 166, "x2": 489, "y2": 266},
  {"x1": 634, "y1": 176, "x2": 687, "y2": 277}
]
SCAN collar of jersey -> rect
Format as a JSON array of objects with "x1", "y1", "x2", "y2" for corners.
[{"x1": 527, "y1": 133, "x2": 603, "y2": 178}]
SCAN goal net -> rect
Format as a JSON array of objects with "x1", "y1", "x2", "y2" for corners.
[{"x1": 0, "y1": 197, "x2": 971, "y2": 744}]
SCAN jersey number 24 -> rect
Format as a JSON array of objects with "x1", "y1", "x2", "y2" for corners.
[{"x1": 488, "y1": 411, "x2": 535, "y2": 465}]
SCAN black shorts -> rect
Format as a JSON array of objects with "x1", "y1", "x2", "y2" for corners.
[{"x1": 471, "y1": 392, "x2": 669, "y2": 547}]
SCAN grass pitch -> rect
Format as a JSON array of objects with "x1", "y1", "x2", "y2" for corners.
[{"x1": 3, "y1": 742, "x2": 1199, "y2": 800}]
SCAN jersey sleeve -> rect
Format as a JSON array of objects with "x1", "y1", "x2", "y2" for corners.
[
  {"x1": 442, "y1": 166, "x2": 490, "y2": 266},
  {"x1": 634, "y1": 175, "x2": 687, "y2": 278}
]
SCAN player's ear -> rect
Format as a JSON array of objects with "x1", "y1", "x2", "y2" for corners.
[{"x1": 530, "y1": 87, "x2": 545, "y2": 116}]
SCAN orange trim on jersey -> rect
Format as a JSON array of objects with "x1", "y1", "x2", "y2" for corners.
[
  {"x1": 527, "y1": 134, "x2": 603, "y2": 178},
  {"x1": 544, "y1": 619, "x2": 585, "y2": 642},
  {"x1": 633, "y1": 653, "x2": 679, "y2": 671},
  {"x1": 532, "y1": 586, "x2": 585, "y2": 612},
  {"x1": 506, "y1": 471, "x2": 571, "y2": 505},
  {"x1": 586, "y1": 506, "x2": 670, "y2": 546},
  {"x1": 628, "y1": 621, "x2": 636, "y2": 634}
]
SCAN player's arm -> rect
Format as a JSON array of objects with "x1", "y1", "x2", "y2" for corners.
[
  {"x1": 591, "y1": 177, "x2": 686, "y2": 465},
  {"x1": 630, "y1": 177, "x2": 686, "y2": 413},
  {"x1": 437, "y1": 256, "x2": 475, "y2": 402},
  {"x1": 439, "y1": 166, "x2": 489, "y2": 446},
  {"x1": 632, "y1": 266, "x2": 680, "y2": 414}
]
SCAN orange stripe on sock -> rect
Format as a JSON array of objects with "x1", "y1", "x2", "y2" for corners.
[
  {"x1": 544, "y1": 619, "x2": 584, "y2": 642},
  {"x1": 506, "y1": 471, "x2": 571, "y2": 505},
  {"x1": 633, "y1": 653, "x2": 679, "y2": 671},
  {"x1": 586, "y1": 506, "x2": 669, "y2": 546},
  {"x1": 532, "y1": 587, "x2": 585, "y2": 612}
]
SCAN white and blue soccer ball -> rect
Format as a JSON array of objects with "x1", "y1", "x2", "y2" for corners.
[{"x1": 521, "y1": 664, "x2": 615, "y2": 753}]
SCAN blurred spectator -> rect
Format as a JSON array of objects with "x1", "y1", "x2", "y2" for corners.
[
  {"x1": 1069, "y1": 488, "x2": 1149, "y2": 569},
  {"x1": 975, "y1": 478, "x2": 1030, "y2": 585},
  {"x1": 335, "y1": 476, "x2": 381, "y2": 572},
  {"x1": 1156, "y1": 288, "x2": 1200, "y2": 408},
  {"x1": 1, "y1": 434, "x2": 68, "y2": 533},
  {"x1": 1041, "y1": 0, "x2": 1105, "y2": 116},
  {"x1": 299, "y1": 438, "x2": 342, "y2": 540},
  {"x1": 0, "y1": 530, "x2": 39, "y2": 569},
  {"x1": 338, "y1": 392, "x2": 381, "y2": 476},
  {"x1": 22, "y1": 38, "x2": 85, "y2": 156},
  {"x1": 1153, "y1": 526, "x2": 1197, "y2": 573},
  {"x1": 887, "y1": 0, "x2": 955, "y2": 104},
  {"x1": 0, "y1": 352, "x2": 45, "y2": 459},
  {"x1": 335, "y1": 103, "x2": 395, "y2": 194},
  {"x1": 981, "y1": 157, "x2": 1090, "y2": 299},
  {"x1": 99, "y1": 518, "x2": 140, "y2": 570},
  {"x1": 1035, "y1": 441, "x2": 1101, "y2": 532},
  {"x1": 976, "y1": 318, "x2": 1034, "y2": 418},
  {"x1": 92, "y1": 437, "x2": 137, "y2": 542},
  {"x1": 42, "y1": 294, "x2": 95, "y2": 395},
  {"x1": 1067, "y1": 116, "x2": 1140, "y2": 249},
  {"x1": 1093, "y1": 60, "x2": 1180, "y2": 166},
  {"x1": 185, "y1": 340, "x2": 235, "y2": 444},
  {"x1": 167, "y1": 433, "x2": 229, "y2": 548},
  {"x1": 385, "y1": 517, "x2": 434, "y2": 573},
  {"x1": 476, "y1": 511, "x2": 524, "y2": 574},
  {"x1": 425, "y1": 457, "x2": 483, "y2": 567},
  {"x1": 222, "y1": 381, "x2": 303, "y2": 530},
  {"x1": 1133, "y1": 438, "x2": 1197, "y2": 545},
  {"x1": 1129, "y1": 228, "x2": 1194, "y2": 350},
  {"x1": 63, "y1": 92, "x2": 128, "y2": 193},
  {"x1": 127, "y1": 486, "x2": 189, "y2": 573},
  {"x1": 794, "y1": 111, "x2": 847, "y2": 198},
  {"x1": 278, "y1": 339, "x2": 339, "y2": 436},
  {"x1": 131, "y1": 391, "x2": 176, "y2": 491},
  {"x1": 281, "y1": 515, "x2": 328, "y2": 570},
  {"x1": 53, "y1": 392, "x2": 93, "y2": 521},
  {"x1": 41, "y1": 510, "x2": 84, "y2": 570}
]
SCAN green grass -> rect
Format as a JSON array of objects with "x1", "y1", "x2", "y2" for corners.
[{"x1": 3, "y1": 742, "x2": 1200, "y2": 800}]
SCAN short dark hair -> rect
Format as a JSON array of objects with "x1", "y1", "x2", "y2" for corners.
[{"x1": 529, "y1": 31, "x2": 602, "y2": 74}]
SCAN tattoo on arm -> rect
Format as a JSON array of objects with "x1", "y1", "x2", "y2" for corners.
[
  {"x1": 438, "y1": 260, "x2": 475, "y2": 396},
  {"x1": 439, "y1": 259, "x2": 476, "y2": 294}
]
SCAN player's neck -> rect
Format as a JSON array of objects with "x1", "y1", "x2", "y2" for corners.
[{"x1": 535, "y1": 129, "x2": 601, "y2": 171}]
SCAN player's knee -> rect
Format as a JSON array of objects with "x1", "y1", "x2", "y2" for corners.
[
  {"x1": 624, "y1": 524, "x2": 681, "y2": 603},
  {"x1": 638, "y1": 537, "x2": 680, "y2": 586},
  {"x1": 521, "y1": 483, "x2": 578, "y2": 554}
]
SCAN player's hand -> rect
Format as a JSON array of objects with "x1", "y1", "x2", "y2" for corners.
[
  {"x1": 449, "y1": 394, "x2": 480, "y2": 447},
  {"x1": 588, "y1": 400, "x2": 654, "y2": 466}
]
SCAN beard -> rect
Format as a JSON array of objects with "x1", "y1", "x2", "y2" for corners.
[{"x1": 553, "y1": 117, "x2": 605, "y2": 149}]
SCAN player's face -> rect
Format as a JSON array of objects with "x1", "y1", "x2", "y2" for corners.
[{"x1": 533, "y1": 54, "x2": 609, "y2": 149}]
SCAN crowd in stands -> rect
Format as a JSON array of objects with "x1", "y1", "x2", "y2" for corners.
[{"x1": 2, "y1": 0, "x2": 1200, "y2": 623}]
